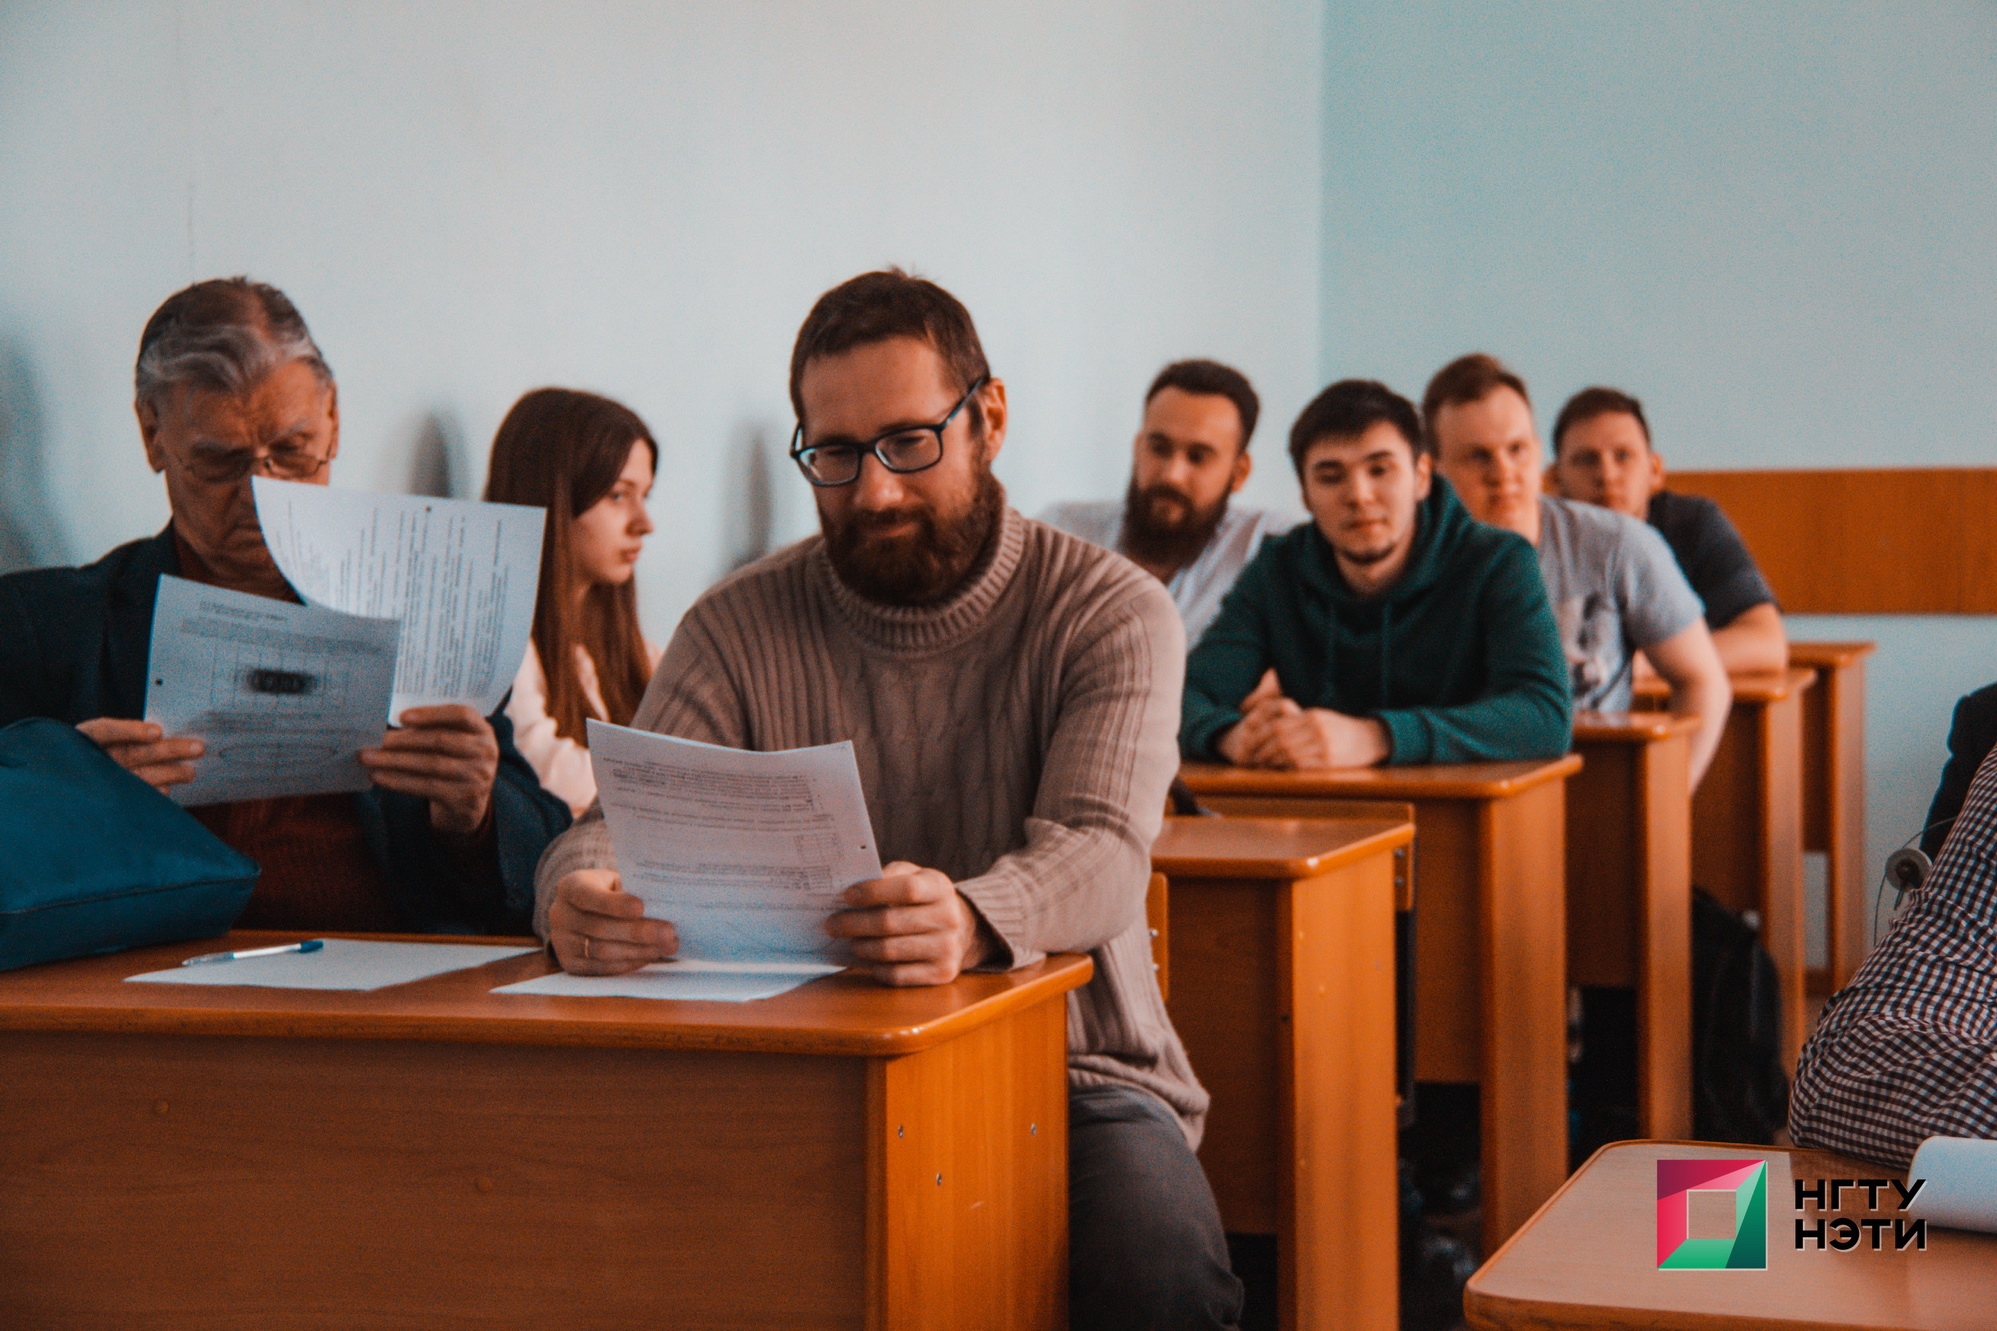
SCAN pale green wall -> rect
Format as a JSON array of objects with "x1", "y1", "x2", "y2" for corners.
[
  {"x1": 0, "y1": 0, "x2": 1326, "y2": 630},
  {"x1": 1317, "y1": 2, "x2": 1997, "y2": 951}
]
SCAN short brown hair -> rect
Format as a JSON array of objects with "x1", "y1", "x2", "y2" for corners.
[
  {"x1": 1420, "y1": 353, "x2": 1530, "y2": 452},
  {"x1": 1145, "y1": 359, "x2": 1260, "y2": 451},
  {"x1": 788, "y1": 269, "x2": 990, "y2": 433},
  {"x1": 1553, "y1": 386, "x2": 1651, "y2": 455},
  {"x1": 1288, "y1": 379, "x2": 1422, "y2": 476}
]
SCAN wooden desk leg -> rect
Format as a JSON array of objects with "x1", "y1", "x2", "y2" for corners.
[
  {"x1": 1283, "y1": 858, "x2": 1400, "y2": 1331},
  {"x1": 1168, "y1": 861, "x2": 1401, "y2": 1331},
  {"x1": 1567, "y1": 739, "x2": 1693, "y2": 1143},
  {"x1": 1478, "y1": 780, "x2": 1569, "y2": 1253},
  {"x1": 868, "y1": 996, "x2": 1069, "y2": 1331},
  {"x1": 1635, "y1": 738, "x2": 1693, "y2": 1142},
  {"x1": 1824, "y1": 659, "x2": 1870, "y2": 990},
  {"x1": 1758, "y1": 694, "x2": 1809, "y2": 1073}
]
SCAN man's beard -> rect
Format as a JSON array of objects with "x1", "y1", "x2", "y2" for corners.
[
  {"x1": 1119, "y1": 478, "x2": 1228, "y2": 572},
  {"x1": 1335, "y1": 538, "x2": 1398, "y2": 566},
  {"x1": 822, "y1": 463, "x2": 1006, "y2": 607}
]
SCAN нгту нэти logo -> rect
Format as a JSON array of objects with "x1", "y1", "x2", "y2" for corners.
[{"x1": 1656, "y1": 1159, "x2": 1768, "y2": 1269}]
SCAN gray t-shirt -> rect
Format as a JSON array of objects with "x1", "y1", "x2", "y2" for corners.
[
  {"x1": 1535, "y1": 494, "x2": 1704, "y2": 712},
  {"x1": 1038, "y1": 499, "x2": 1303, "y2": 647}
]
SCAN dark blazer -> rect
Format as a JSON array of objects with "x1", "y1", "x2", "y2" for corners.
[
  {"x1": 0, "y1": 528, "x2": 570, "y2": 933},
  {"x1": 1921, "y1": 682, "x2": 1997, "y2": 859}
]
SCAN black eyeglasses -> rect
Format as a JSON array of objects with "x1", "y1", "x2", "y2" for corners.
[
  {"x1": 174, "y1": 445, "x2": 331, "y2": 486},
  {"x1": 789, "y1": 376, "x2": 988, "y2": 487}
]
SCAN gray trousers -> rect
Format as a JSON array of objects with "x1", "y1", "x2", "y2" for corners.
[{"x1": 1069, "y1": 1084, "x2": 1243, "y2": 1331}]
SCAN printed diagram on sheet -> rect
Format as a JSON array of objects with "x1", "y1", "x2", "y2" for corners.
[{"x1": 145, "y1": 575, "x2": 400, "y2": 806}]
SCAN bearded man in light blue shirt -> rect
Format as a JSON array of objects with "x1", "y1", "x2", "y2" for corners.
[{"x1": 1042, "y1": 359, "x2": 1301, "y2": 646}]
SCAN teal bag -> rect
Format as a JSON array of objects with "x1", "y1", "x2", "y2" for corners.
[{"x1": 0, "y1": 718, "x2": 259, "y2": 972}]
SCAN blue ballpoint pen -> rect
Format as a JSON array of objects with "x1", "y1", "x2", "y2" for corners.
[{"x1": 181, "y1": 939, "x2": 326, "y2": 966}]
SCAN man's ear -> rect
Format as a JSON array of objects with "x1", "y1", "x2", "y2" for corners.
[
  {"x1": 1647, "y1": 447, "x2": 1666, "y2": 496},
  {"x1": 1229, "y1": 447, "x2": 1253, "y2": 494},
  {"x1": 136, "y1": 398, "x2": 166, "y2": 474},
  {"x1": 1412, "y1": 450, "x2": 1434, "y2": 500},
  {"x1": 977, "y1": 377, "x2": 1007, "y2": 463}
]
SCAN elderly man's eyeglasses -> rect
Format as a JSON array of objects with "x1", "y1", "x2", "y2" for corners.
[
  {"x1": 789, "y1": 376, "x2": 987, "y2": 488},
  {"x1": 176, "y1": 446, "x2": 331, "y2": 486}
]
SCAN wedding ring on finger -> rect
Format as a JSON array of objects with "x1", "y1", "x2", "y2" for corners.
[{"x1": 583, "y1": 936, "x2": 592, "y2": 961}]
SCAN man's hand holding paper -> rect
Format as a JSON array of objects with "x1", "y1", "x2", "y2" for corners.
[
  {"x1": 75, "y1": 718, "x2": 206, "y2": 794},
  {"x1": 547, "y1": 868, "x2": 680, "y2": 975},
  {"x1": 543, "y1": 724, "x2": 992, "y2": 993},
  {"x1": 827, "y1": 861, "x2": 990, "y2": 987},
  {"x1": 360, "y1": 703, "x2": 501, "y2": 838},
  {"x1": 549, "y1": 857, "x2": 990, "y2": 986}
]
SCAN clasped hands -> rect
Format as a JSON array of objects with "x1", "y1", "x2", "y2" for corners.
[
  {"x1": 1215, "y1": 679, "x2": 1390, "y2": 771},
  {"x1": 77, "y1": 704, "x2": 499, "y2": 837},
  {"x1": 548, "y1": 861, "x2": 989, "y2": 987}
]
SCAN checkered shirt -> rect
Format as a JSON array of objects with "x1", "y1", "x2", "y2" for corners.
[{"x1": 1790, "y1": 742, "x2": 1997, "y2": 1166}]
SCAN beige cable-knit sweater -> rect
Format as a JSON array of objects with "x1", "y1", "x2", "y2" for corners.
[{"x1": 534, "y1": 506, "x2": 1208, "y2": 1142}]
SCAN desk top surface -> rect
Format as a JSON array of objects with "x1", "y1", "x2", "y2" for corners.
[
  {"x1": 1466, "y1": 1141, "x2": 1994, "y2": 1331},
  {"x1": 1574, "y1": 711, "x2": 1702, "y2": 744},
  {"x1": 1634, "y1": 666, "x2": 1818, "y2": 705},
  {"x1": 1179, "y1": 754, "x2": 1581, "y2": 800},
  {"x1": 0, "y1": 932, "x2": 1092, "y2": 1058},
  {"x1": 1789, "y1": 640, "x2": 1879, "y2": 668},
  {"x1": 1152, "y1": 814, "x2": 1413, "y2": 879}
]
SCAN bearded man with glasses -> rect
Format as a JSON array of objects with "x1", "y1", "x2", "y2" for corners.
[
  {"x1": 0, "y1": 277, "x2": 570, "y2": 934},
  {"x1": 537, "y1": 268, "x2": 1243, "y2": 1330}
]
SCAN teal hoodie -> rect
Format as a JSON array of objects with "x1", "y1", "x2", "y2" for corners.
[{"x1": 1180, "y1": 476, "x2": 1571, "y2": 765}]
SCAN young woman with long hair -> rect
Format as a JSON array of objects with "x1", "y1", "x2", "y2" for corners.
[{"x1": 485, "y1": 388, "x2": 660, "y2": 815}]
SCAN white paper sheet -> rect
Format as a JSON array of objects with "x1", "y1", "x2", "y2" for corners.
[
  {"x1": 1908, "y1": 1136, "x2": 1997, "y2": 1233},
  {"x1": 493, "y1": 958, "x2": 842, "y2": 1003},
  {"x1": 584, "y1": 721, "x2": 885, "y2": 964},
  {"x1": 251, "y1": 478, "x2": 544, "y2": 717},
  {"x1": 143, "y1": 575, "x2": 400, "y2": 806},
  {"x1": 125, "y1": 939, "x2": 536, "y2": 990}
]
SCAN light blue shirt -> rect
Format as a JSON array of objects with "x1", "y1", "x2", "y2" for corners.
[
  {"x1": 1535, "y1": 494, "x2": 1705, "y2": 712},
  {"x1": 1038, "y1": 499, "x2": 1304, "y2": 647}
]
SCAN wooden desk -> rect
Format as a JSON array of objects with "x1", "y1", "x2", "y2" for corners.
[
  {"x1": 1179, "y1": 758, "x2": 1580, "y2": 1252},
  {"x1": 1570, "y1": 713, "x2": 1696, "y2": 1140},
  {"x1": 1637, "y1": 668, "x2": 1816, "y2": 1069},
  {"x1": 1153, "y1": 814, "x2": 1416, "y2": 1331},
  {"x1": 1466, "y1": 1140, "x2": 1995, "y2": 1330},
  {"x1": 1790, "y1": 641, "x2": 1877, "y2": 991},
  {"x1": 0, "y1": 932, "x2": 1089, "y2": 1330}
]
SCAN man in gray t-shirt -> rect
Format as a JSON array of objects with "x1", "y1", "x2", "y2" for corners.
[
  {"x1": 1536, "y1": 493, "x2": 1703, "y2": 710},
  {"x1": 1423, "y1": 353, "x2": 1732, "y2": 788}
]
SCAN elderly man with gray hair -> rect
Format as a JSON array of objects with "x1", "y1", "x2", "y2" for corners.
[{"x1": 0, "y1": 277, "x2": 569, "y2": 933}]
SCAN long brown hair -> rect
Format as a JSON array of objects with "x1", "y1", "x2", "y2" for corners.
[{"x1": 485, "y1": 388, "x2": 659, "y2": 743}]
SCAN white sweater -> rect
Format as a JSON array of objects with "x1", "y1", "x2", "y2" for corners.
[{"x1": 505, "y1": 637, "x2": 660, "y2": 817}]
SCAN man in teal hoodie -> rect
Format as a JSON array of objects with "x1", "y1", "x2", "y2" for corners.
[{"x1": 1180, "y1": 378, "x2": 1570, "y2": 767}]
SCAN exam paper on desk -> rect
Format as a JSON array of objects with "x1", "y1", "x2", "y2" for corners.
[
  {"x1": 126, "y1": 939, "x2": 537, "y2": 990},
  {"x1": 252, "y1": 478, "x2": 543, "y2": 717},
  {"x1": 584, "y1": 721, "x2": 885, "y2": 966},
  {"x1": 143, "y1": 575, "x2": 400, "y2": 806},
  {"x1": 493, "y1": 958, "x2": 843, "y2": 1003}
]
